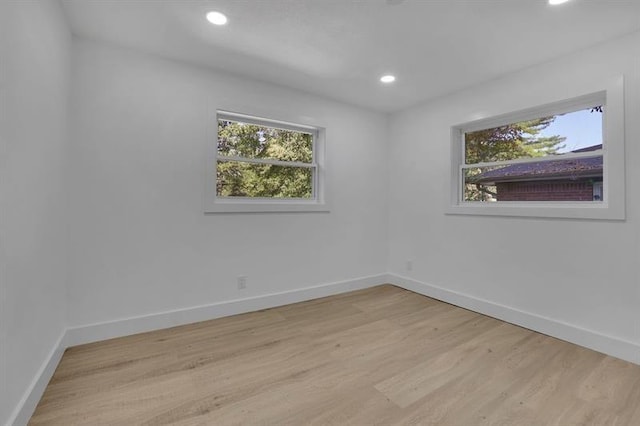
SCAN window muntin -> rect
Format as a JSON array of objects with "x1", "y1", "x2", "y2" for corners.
[
  {"x1": 216, "y1": 161, "x2": 313, "y2": 199},
  {"x1": 216, "y1": 113, "x2": 318, "y2": 200},
  {"x1": 217, "y1": 118, "x2": 313, "y2": 163},
  {"x1": 461, "y1": 105, "x2": 604, "y2": 204}
]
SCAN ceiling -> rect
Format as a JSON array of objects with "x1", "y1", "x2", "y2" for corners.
[{"x1": 61, "y1": 0, "x2": 640, "y2": 113}]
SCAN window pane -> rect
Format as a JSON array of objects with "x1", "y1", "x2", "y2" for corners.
[
  {"x1": 464, "y1": 165, "x2": 499, "y2": 202},
  {"x1": 464, "y1": 156, "x2": 603, "y2": 202},
  {"x1": 465, "y1": 106, "x2": 603, "y2": 164},
  {"x1": 217, "y1": 161, "x2": 313, "y2": 199},
  {"x1": 218, "y1": 119, "x2": 313, "y2": 163}
]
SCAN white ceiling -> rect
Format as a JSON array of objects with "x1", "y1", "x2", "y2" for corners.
[{"x1": 61, "y1": 0, "x2": 640, "y2": 112}]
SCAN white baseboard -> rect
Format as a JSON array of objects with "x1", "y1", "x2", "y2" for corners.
[
  {"x1": 388, "y1": 273, "x2": 640, "y2": 365},
  {"x1": 6, "y1": 331, "x2": 67, "y2": 426},
  {"x1": 8, "y1": 274, "x2": 385, "y2": 426},
  {"x1": 65, "y1": 273, "x2": 387, "y2": 347},
  {"x1": 11, "y1": 272, "x2": 639, "y2": 426}
]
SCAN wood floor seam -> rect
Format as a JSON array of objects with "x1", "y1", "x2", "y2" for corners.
[{"x1": 29, "y1": 285, "x2": 640, "y2": 425}]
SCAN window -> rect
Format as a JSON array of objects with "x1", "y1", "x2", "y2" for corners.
[
  {"x1": 205, "y1": 111, "x2": 327, "y2": 213},
  {"x1": 448, "y1": 76, "x2": 625, "y2": 220},
  {"x1": 463, "y1": 105, "x2": 604, "y2": 203},
  {"x1": 592, "y1": 181, "x2": 603, "y2": 201}
]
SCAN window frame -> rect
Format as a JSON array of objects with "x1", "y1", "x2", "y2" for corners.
[
  {"x1": 447, "y1": 76, "x2": 625, "y2": 220},
  {"x1": 205, "y1": 110, "x2": 329, "y2": 213},
  {"x1": 593, "y1": 181, "x2": 604, "y2": 201}
]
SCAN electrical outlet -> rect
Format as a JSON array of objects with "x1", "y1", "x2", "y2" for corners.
[
  {"x1": 237, "y1": 276, "x2": 247, "y2": 289},
  {"x1": 406, "y1": 259, "x2": 413, "y2": 271}
]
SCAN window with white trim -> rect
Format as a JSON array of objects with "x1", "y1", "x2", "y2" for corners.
[
  {"x1": 205, "y1": 111, "x2": 327, "y2": 213},
  {"x1": 448, "y1": 76, "x2": 625, "y2": 220},
  {"x1": 462, "y1": 104, "x2": 604, "y2": 203}
]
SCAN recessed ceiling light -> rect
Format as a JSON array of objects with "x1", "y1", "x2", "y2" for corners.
[
  {"x1": 548, "y1": 0, "x2": 570, "y2": 5},
  {"x1": 206, "y1": 11, "x2": 228, "y2": 25},
  {"x1": 380, "y1": 75, "x2": 396, "y2": 83}
]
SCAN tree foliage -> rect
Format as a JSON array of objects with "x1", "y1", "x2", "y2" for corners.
[
  {"x1": 216, "y1": 120, "x2": 313, "y2": 198},
  {"x1": 465, "y1": 116, "x2": 565, "y2": 164},
  {"x1": 464, "y1": 116, "x2": 566, "y2": 201}
]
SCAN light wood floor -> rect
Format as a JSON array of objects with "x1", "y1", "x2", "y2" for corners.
[{"x1": 30, "y1": 285, "x2": 640, "y2": 425}]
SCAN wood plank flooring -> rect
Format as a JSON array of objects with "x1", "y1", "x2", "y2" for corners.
[{"x1": 29, "y1": 285, "x2": 640, "y2": 425}]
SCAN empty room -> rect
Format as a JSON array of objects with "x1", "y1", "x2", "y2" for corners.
[{"x1": 3, "y1": 0, "x2": 640, "y2": 424}]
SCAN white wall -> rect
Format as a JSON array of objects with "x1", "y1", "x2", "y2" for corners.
[
  {"x1": 67, "y1": 39, "x2": 389, "y2": 327},
  {"x1": 0, "y1": 1, "x2": 71, "y2": 425},
  {"x1": 388, "y1": 32, "x2": 640, "y2": 352},
  {"x1": 4, "y1": 7, "x2": 638, "y2": 422}
]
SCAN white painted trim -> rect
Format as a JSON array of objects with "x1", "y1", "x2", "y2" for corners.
[
  {"x1": 217, "y1": 155, "x2": 316, "y2": 169},
  {"x1": 456, "y1": 91, "x2": 605, "y2": 133},
  {"x1": 205, "y1": 199, "x2": 330, "y2": 214},
  {"x1": 447, "y1": 75, "x2": 625, "y2": 220},
  {"x1": 388, "y1": 273, "x2": 640, "y2": 365},
  {"x1": 204, "y1": 108, "x2": 329, "y2": 214},
  {"x1": 217, "y1": 110, "x2": 319, "y2": 133},
  {"x1": 6, "y1": 331, "x2": 67, "y2": 426},
  {"x1": 61, "y1": 271, "x2": 640, "y2": 364},
  {"x1": 65, "y1": 274, "x2": 387, "y2": 347},
  {"x1": 8, "y1": 274, "x2": 387, "y2": 425},
  {"x1": 12, "y1": 272, "x2": 639, "y2": 426}
]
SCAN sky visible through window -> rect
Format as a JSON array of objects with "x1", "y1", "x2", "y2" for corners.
[{"x1": 539, "y1": 108, "x2": 603, "y2": 153}]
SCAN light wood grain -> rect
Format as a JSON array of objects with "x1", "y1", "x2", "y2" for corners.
[{"x1": 29, "y1": 285, "x2": 640, "y2": 425}]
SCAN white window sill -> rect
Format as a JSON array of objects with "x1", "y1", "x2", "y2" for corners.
[
  {"x1": 446, "y1": 202, "x2": 624, "y2": 220},
  {"x1": 205, "y1": 199, "x2": 330, "y2": 214}
]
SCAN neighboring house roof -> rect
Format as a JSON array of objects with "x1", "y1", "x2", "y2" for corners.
[
  {"x1": 471, "y1": 145, "x2": 603, "y2": 185},
  {"x1": 570, "y1": 144, "x2": 602, "y2": 153}
]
